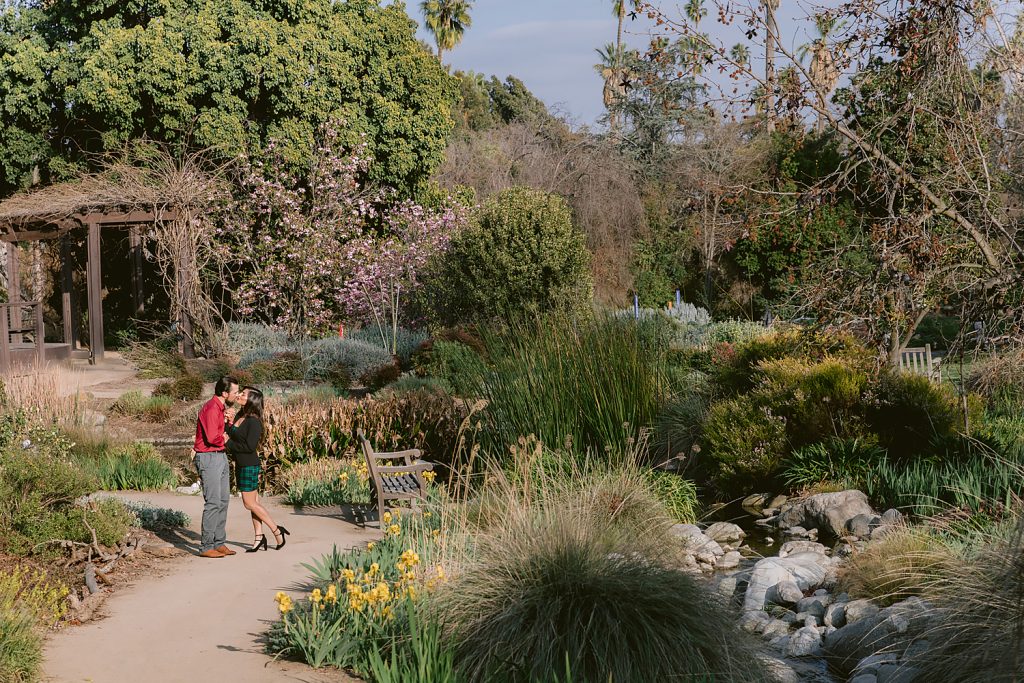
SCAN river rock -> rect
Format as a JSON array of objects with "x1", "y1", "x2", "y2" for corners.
[
  {"x1": 823, "y1": 597, "x2": 932, "y2": 676},
  {"x1": 796, "y1": 594, "x2": 830, "y2": 619},
  {"x1": 716, "y1": 551, "x2": 742, "y2": 570},
  {"x1": 881, "y1": 508, "x2": 904, "y2": 526},
  {"x1": 783, "y1": 526, "x2": 818, "y2": 540},
  {"x1": 761, "y1": 656, "x2": 801, "y2": 683},
  {"x1": 850, "y1": 676, "x2": 878, "y2": 683},
  {"x1": 704, "y1": 521, "x2": 746, "y2": 548},
  {"x1": 778, "y1": 540, "x2": 827, "y2": 558},
  {"x1": 669, "y1": 524, "x2": 724, "y2": 556},
  {"x1": 847, "y1": 513, "x2": 881, "y2": 538},
  {"x1": 739, "y1": 609, "x2": 774, "y2": 634},
  {"x1": 767, "y1": 580, "x2": 803, "y2": 606},
  {"x1": 845, "y1": 599, "x2": 880, "y2": 624},
  {"x1": 786, "y1": 625, "x2": 822, "y2": 657},
  {"x1": 876, "y1": 664, "x2": 920, "y2": 683},
  {"x1": 742, "y1": 493, "x2": 773, "y2": 515},
  {"x1": 777, "y1": 490, "x2": 876, "y2": 539},
  {"x1": 824, "y1": 601, "x2": 847, "y2": 628},
  {"x1": 743, "y1": 552, "x2": 834, "y2": 611},
  {"x1": 762, "y1": 618, "x2": 791, "y2": 640}
]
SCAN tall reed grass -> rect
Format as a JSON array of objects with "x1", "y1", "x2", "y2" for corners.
[
  {"x1": 1, "y1": 361, "x2": 85, "y2": 428},
  {"x1": 475, "y1": 315, "x2": 671, "y2": 463}
]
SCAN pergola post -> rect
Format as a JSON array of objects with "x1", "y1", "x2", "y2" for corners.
[
  {"x1": 5, "y1": 243, "x2": 19, "y2": 340},
  {"x1": 60, "y1": 237, "x2": 78, "y2": 348},
  {"x1": 86, "y1": 223, "x2": 104, "y2": 363},
  {"x1": 129, "y1": 225, "x2": 144, "y2": 314}
]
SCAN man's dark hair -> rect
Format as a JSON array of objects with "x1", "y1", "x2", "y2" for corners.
[{"x1": 214, "y1": 376, "x2": 238, "y2": 397}]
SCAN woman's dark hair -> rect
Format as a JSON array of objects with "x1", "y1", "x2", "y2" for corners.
[{"x1": 238, "y1": 386, "x2": 264, "y2": 423}]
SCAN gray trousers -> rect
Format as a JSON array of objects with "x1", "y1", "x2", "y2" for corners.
[{"x1": 194, "y1": 451, "x2": 230, "y2": 552}]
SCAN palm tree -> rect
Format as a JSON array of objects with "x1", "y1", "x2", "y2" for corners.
[
  {"x1": 421, "y1": 0, "x2": 473, "y2": 64},
  {"x1": 595, "y1": 43, "x2": 631, "y2": 125},
  {"x1": 799, "y1": 15, "x2": 841, "y2": 133}
]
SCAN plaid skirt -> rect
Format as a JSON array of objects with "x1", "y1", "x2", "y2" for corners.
[{"x1": 236, "y1": 464, "x2": 261, "y2": 492}]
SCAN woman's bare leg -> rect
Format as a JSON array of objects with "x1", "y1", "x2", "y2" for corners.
[{"x1": 241, "y1": 491, "x2": 278, "y2": 538}]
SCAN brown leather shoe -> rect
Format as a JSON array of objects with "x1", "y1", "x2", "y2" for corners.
[
  {"x1": 215, "y1": 545, "x2": 237, "y2": 556},
  {"x1": 199, "y1": 548, "x2": 225, "y2": 558}
]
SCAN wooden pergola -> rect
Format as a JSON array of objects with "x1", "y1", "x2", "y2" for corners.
[{"x1": 0, "y1": 183, "x2": 177, "y2": 370}]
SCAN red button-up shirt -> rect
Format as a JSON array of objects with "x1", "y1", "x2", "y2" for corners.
[{"x1": 194, "y1": 396, "x2": 226, "y2": 452}]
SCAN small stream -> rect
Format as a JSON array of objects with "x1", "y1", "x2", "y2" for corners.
[{"x1": 705, "y1": 500, "x2": 839, "y2": 683}]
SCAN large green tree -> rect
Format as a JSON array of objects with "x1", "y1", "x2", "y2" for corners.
[{"x1": 0, "y1": 0, "x2": 457, "y2": 196}]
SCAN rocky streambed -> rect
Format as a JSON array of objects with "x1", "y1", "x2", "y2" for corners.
[{"x1": 676, "y1": 490, "x2": 926, "y2": 683}]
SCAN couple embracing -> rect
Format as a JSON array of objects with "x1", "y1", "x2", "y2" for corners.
[{"x1": 193, "y1": 376, "x2": 289, "y2": 558}]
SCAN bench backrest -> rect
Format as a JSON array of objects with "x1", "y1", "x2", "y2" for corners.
[{"x1": 898, "y1": 343, "x2": 937, "y2": 378}]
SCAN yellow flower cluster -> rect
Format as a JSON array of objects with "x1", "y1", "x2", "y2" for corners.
[
  {"x1": 422, "y1": 470, "x2": 436, "y2": 483},
  {"x1": 335, "y1": 547, "x2": 431, "y2": 621},
  {"x1": 274, "y1": 591, "x2": 294, "y2": 614}
]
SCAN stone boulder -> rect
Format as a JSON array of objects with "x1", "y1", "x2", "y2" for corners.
[
  {"x1": 704, "y1": 521, "x2": 746, "y2": 549},
  {"x1": 823, "y1": 597, "x2": 932, "y2": 676},
  {"x1": 778, "y1": 540, "x2": 828, "y2": 558},
  {"x1": 743, "y1": 552, "x2": 834, "y2": 611},
  {"x1": 786, "y1": 625, "x2": 823, "y2": 657},
  {"x1": 777, "y1": 490, "x2": 876, "y2": 539}
]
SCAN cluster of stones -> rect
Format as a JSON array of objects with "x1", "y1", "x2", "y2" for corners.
[{"x1": 672, "y1": 490, "x2": 928, "y2": 683}]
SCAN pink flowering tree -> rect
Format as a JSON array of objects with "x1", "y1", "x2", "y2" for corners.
[
  {"x1": 339, "y1": 201, "x2": 465, "y2": 352},
  {"x1": 222, "y1": 124, "x2": 464, "y2": 339}
]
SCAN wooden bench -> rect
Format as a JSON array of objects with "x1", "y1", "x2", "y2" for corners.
[
  {"x1": 898, "y1": 344, "x2": 942, "y2": 380},
  {"x1": 357, "y1": 429, "x2": 434, "y2": 527}
]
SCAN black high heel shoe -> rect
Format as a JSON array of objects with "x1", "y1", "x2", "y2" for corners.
[
  {"x1": 246, "y1": 534, "x2": 268, "y2": 553},
  {"x1": 272, "y1": 526, "x2": 290, "y2": 550}
]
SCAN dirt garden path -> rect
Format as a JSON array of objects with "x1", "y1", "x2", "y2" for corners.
[{"x1": 42, "y1": 491, "x2": 374, "y2": 683}]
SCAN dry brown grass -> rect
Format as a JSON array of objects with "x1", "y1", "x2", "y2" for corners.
[
  {"x1": 1, "y1": 362, "x2": 85, "y2": 428},
  {"x1": 837, "y1": 525, "x2": 960, "y2": 606}
]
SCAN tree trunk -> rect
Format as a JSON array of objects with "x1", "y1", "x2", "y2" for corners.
[{"x1": 764, "y1": 0, "x2": 778, "y2": 133}]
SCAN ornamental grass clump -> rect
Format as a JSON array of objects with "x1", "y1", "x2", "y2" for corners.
[
  {"x1": 905, "y1": 513, "x2": 1024, "y2": 681},
  {"x1": 282, "y1": 457, "x2": 372, "y2": 507},
  {"x1": 441, "y1": 453, "x2": 766, "y2": 683}
]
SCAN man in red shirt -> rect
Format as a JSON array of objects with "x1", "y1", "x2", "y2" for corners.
[{"x1": 194, "y1": 376, "x2": 240, "y2": 558}]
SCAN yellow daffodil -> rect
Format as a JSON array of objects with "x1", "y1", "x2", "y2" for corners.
[
  {"x1": 339, "y1": 471, "x2": 350, "y2": 483},
  {"x1": 366, "y1": 542, "x2": 375, "y2": 551},
  {"x1": 369, "y1": 563, "x2": 380, "y2": 575},
  {"x1": 387, "y1": 524, "x2": 401, "y2": 536},
  {"x1": 310, "y1": 588, "x2": 322, "y2": 604},
  {"x1": 432, "y1": 529, "x2": 440, "y2": 538},
  {"x1": 422, "y1": 470, "x2": 436, "y2": 483},
  {"x1": 423, "y1": 511, "x2": 432, "y2": 518},
  {"x1": 381, "y1": 511, "x2": 392, "y2": 524},
  {"x1": 325, "y1": 584, "x2": 338, "y2": 604},
  {"x1": 342, "y1": 568, "x2": 356, "y2": 583}
]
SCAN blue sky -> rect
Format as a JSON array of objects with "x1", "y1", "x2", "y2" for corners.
[{"x1": 411, "y1": 0, "x2": 828, "y2": 126}]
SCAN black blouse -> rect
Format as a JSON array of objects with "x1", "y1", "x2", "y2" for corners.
[{"x1": 226, "y1": 417, "x2": 263, "y2": 468}]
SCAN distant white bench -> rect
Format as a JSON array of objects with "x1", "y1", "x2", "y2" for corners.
[{"x1": 898, "y1": 344, "x2": 941, "y2": 380}]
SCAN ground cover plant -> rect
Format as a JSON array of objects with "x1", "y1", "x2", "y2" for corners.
[
  {"x1": 0, "y1": 565, "x2": 69, "y2": 683},
  {"x1": 109, "y1": 391, "x2": 175, "y2": 423}
]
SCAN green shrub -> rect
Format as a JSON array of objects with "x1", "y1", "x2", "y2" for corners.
[
  {"x1": 26, "y1": 498, "x2": 136, "y2": 552},
  {"x1": 152, "y1": 373, "x2": 204, "y2": 401},
  {"x1": 362, "y1": 362, "x2": 402, "y2": 391},
  {"x1": 418, "y1": 340, "x2": 486, "y2": 396},
  {"x1": 109, "y1": 391, "x2": 175, "y2": 422},
  {"x1": 89, "y1": 443, "x2": 176, "y2": 491},
  {"x1": 783, "y1": 437, "x2": 886, "y2": 491},
  {"x1": 377, "y1": 375, "x2": 449, "y2": 397},
  {"x1": 366, "y1": 608, "x2": 460, "y2": 683},
  {"x1": 245, "y1": 351, "x2": 306, "y2": 383},
  {"x1": 713, "y1": 328, "x2": 872, "y2": 395},
  {"x1": 300, "y1": 338, "x2": 393, "y2": 383},
  {"x1": 643, "y1": 470, "x2": 699, "y2": 522},
  {"x1": 757, "y1": 356, "x2": 870, "y2": 447},
  {"x1": 866, "y1": 371, "x2": 962, "y2": 460},
  {"x1": 427, "y1": 187, "x2": 593, "y2": 325},
  {"x1": 119, "y1": 500, "x2": 190, "y2": 530},
  {"x1": 226, "y1": 322, "x2": 290, "y2": 357},
  {"x1": 348, "y1": 327, "x2": 430, "y2": 369},
  {"x1": 121, "y1": 339, "x2": 186, "y2": 379},
  {"x1": 702, "y1": 396, "x2": 789, "y2": 494},
  {"x1": 325, "y1": 362, "x2": 352, "y2": 392}
]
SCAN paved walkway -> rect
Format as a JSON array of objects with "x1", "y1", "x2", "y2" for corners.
[{"x1": 42, "y1": 492, "x2": 373, "y2": 683}]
